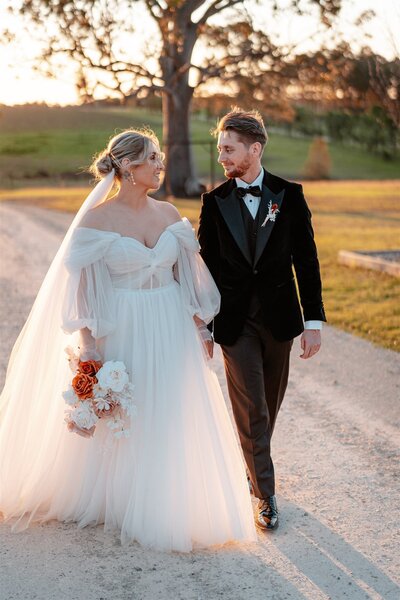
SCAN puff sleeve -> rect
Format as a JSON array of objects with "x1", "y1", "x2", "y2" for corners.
[
  {"x1": 61, "y1": 228, "x2": 119, "y2": 339},
  {"x1": 170, "y1": 218, "x2": 220, "y2": 324}
]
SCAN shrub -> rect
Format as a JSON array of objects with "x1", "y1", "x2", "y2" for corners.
[{"x1": 303, "y1": 137, "x2": 332, "y2": 179}]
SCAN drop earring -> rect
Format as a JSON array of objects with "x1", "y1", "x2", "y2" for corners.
[{"x1": 122, "y1": 170, "x2": 136, "y2": 185}]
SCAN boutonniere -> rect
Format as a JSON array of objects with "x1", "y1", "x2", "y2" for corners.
[{"x1": 261, "y1": 201, "x2": 280, "y2": 227}]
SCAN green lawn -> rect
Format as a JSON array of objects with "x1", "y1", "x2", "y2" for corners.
[
  {"x1": 304, "y1": 181, "x2": 400, "y2": 352},
  {"x1": 1, "y1": 180, "x2": 399, "y2": 352},
  {"x1": 266, "y1": 135, "x2": 400, "y2": 180},
  {"x1": 1, "y1": 105, "x2": 399, "y2": 185}
]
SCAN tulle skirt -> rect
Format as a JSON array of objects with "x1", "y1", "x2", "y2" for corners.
[{"x1": 0, "y1": 281, "x2": 256, "y2": 551}]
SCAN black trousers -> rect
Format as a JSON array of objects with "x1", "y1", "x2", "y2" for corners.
[{"x1": 221, "y1": 295, "x2": 292, "y2": 499}]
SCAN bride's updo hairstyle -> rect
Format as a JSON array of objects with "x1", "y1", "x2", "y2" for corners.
[{"x1": 90, "y1": 128, "x2": 160, "y2": 181}]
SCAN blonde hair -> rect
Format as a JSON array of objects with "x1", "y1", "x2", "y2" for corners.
[{"x1": 90, "y1": 128, "x2": 160, "y2": 180}]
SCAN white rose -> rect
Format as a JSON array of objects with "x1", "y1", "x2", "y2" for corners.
[
  {"x1": 96, "y1": 361, "x2": 129, "y2": 393},
  {"x1": 92, "y1": 383, "x2": 106, "y2": 398},
  {"x1": 70, "y1": 401, "x2": 98, "y2": 430},
  {"x1": 62, "y1": 386, "x2": 78, "y2": 406}
]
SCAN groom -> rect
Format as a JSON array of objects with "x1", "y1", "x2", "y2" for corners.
[{"x1": 198, "y1": 109, "x2": 326, "y2": 530}]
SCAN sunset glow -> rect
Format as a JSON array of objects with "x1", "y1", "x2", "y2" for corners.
[{"x1": 1, "y1": 0, "x2": 398, "y2": 106}]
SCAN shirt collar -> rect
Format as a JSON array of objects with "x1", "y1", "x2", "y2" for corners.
[{"x1": 235, "y1": 168, "x2": 264, "y2": 189}]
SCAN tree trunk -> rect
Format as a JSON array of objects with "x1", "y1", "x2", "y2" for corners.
[
  {"x1": 162, "y1": 86, "x2": 205, "y2": 197},
  {"x1": 158, "y1": 13, "x2": 205, "y2": 198}
]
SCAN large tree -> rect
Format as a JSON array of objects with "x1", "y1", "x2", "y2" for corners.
[{"x1": 11, "y1": 0, "x2": 342, "y2": 196}]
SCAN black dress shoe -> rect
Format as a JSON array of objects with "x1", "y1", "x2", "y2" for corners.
[{"x1": 256, "y1": 496, "x2": 279, "y2": 530}]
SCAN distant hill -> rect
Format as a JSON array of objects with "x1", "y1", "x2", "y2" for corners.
[{"x1": 0, "y1": 104, "x2": 399, "y2": 186}]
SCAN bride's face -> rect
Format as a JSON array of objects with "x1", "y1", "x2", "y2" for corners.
[{"x1": 133, "y1": 143, "x2": 165, "y2": 190}]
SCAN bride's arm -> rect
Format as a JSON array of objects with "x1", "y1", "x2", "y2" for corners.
[
  {"x1": 193, "y1": 315, "x2": 214, "y2": 359},
  {"x1": 173, "y1": 263, "x2": 214, "y2": 358},
  {"x1": 78, "y1": 327, "x2": 102, "y2": 361},
  {"x1": 62, "y1": 230, "x2": 118, "y2": 355}
]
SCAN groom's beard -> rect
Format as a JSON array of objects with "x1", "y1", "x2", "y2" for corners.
[{"x1": 223, "y1": 155, "x2": 252, "y2": 179}]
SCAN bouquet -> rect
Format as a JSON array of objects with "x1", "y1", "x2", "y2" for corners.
[{"x1": 63, "y1": 347, "x2": 136, "y2": 439}]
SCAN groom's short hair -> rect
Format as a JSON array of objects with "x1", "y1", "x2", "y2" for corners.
[{"x1": 213, "y1": 108, "x2": 268, "y2": 149}]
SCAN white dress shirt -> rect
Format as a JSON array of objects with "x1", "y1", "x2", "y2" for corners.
[
  {"x1": 235, "y1": 169, "x2": 322, "y2": 331},
  {"x1": 235, "y1": 169, "x2": 264, "y2": 219}
]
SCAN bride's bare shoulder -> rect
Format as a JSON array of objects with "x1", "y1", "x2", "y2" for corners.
[
  {"x1": 79, "y1": 202, "x2": 116, "y2": 230},
  {"x1": 153, "y1": 199, "x2": 181, "y2": 225}
]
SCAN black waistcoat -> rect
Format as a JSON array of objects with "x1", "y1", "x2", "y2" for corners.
[
  {"x1": 240, "y1": 199, "x2": 262, "y2": 316},
  {"x1": 239, "y1": 198, "x2": 260, "y2": 262}
]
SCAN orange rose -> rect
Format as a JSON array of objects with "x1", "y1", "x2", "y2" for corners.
[
  {"x1": 78, "y1": 360, "x2": 102, "y2": 377},
  {"x1": 72, "y1": 372, "x2": 95, "y2": 400}
]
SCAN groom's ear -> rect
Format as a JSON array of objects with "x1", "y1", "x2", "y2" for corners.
[{"x1": 250, "y1": 142, "x2": 262, "y2": 157}]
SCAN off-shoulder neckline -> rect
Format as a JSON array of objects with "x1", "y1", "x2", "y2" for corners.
[{"x1": 75, "y1": 218, "x2": 190, "y2": 251}]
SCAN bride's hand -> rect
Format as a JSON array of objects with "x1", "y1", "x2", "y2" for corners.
[
  {"x1": 204, "y1": 338, "x2": 214, "y2": 359},
  {"x1": 67, "y1": 422, "x2": 96, "y2": 438},
  {"x1": 194, "y1": 316, "x2": 214, "y2": 359}
]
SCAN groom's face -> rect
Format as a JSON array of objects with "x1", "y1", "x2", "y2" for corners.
[{"x1": 217, "y1": 130, "x2": 255, "y2": 179}]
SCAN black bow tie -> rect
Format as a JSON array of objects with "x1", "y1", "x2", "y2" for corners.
[{"x1": 236, "y1": 185, "x2": 262, "y2": 199}]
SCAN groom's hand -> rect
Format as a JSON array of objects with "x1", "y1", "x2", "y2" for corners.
[{"x1": 300, "y1": 330, "x2": 321, "y2": 359}]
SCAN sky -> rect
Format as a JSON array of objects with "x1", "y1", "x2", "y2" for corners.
[{"x1": 0, "y1": 0, "x2": 398, "y2": 106}]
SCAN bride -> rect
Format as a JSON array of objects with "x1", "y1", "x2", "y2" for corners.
[{"x1": 0, "y1": 128, "x2": 256, "y2": 551}]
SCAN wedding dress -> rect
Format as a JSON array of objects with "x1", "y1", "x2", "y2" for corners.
[{"x1": 0, "y1": 210, "x2": 256, "y2": 551}]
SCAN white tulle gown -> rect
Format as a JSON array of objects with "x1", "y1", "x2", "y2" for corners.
[{"x1": 0, "y1": 217, "x2": 256, "y2": 551}]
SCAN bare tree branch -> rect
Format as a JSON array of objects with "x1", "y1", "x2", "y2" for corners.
[
  {"x1": 196, "y1": 0, "x2": 243, "y2": 24},
  {"x1": 144, "y1": 0, "x2": 165, "y2": 19},
  {"x1": 5, "y1": 0, "x2": 347, "y2": 196}
]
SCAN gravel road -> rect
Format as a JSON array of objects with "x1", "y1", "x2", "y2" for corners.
[{"x1": 0, "y1": 202, "x2": 399, "y2": 600}]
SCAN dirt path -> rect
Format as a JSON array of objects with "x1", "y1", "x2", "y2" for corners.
[{"x1": 1, "y1": 202, "x2": 399, "y2": 600}]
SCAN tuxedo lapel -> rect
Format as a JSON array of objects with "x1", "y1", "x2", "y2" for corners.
[
  {"x1": 254, "y1": 186, "x2": 285, "y2": 266},
  {"x1": 215, "y1": 188, "x2": 252, "y2": 266}
]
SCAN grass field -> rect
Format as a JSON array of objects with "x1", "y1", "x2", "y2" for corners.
[
  {"x1": 1, "y1": 105, "x2": 400, "y2": 185},
  {"x1": 1, "y1": 180, "x2": 399, "y2": 351}
]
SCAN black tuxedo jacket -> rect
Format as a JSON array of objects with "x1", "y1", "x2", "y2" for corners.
[{"x1": 198, "y1": 170, "x2": 326, "y2": 345}]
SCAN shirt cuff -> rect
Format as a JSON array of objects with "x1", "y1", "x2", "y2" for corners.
[{"x1": 304, "y1": 320, "x2": 323, "y2": 330}]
